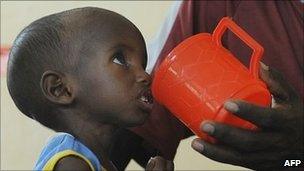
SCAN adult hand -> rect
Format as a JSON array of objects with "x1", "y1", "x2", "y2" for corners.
[
  {"x1": 145, "y1": 156, "x2": 174, "y2": 171},
  {"x1": 191, "y1": 63, "x2": 303, "y2": 170}
]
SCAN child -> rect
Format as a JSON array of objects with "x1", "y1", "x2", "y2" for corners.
[{"x1": 7, "y1": 7, "x2": 173, "y2": 171}]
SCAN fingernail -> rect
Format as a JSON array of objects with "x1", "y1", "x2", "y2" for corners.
[
  {"x1": 202, "y1": 123, "x2": 215, "y2": 134},
  {"x1": 260, "y1": 62, "x2": 269, "y2": 71},
  {"x1": 224, "y1": 101, "x2": 239, "y2": 113},
  {"x1": 192, "y1": 140, "x2": 204, "y2": 152}
]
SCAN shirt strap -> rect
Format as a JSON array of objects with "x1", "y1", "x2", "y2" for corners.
[{"x1": 42, "y1": 149, "x2": 95, "y2": 171}]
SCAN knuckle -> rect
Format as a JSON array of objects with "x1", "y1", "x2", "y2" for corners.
[
  {"x1": 260, "y1": 110, "x2": 276, "y2": 126},
  {"x1": 214, "y1": 124, "x2": 231, "y2": 139},
  {"x1": 238, "y1": 132, "x2": 260, "y2": 151}
]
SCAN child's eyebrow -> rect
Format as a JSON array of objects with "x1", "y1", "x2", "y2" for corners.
[{"x1": 107, "y1": 43, "x2": 134, "y2": 53}]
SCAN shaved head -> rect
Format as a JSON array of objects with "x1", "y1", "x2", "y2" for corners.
[{"x1": 7, "y1": 7, "x2": 145, "y2": 129}]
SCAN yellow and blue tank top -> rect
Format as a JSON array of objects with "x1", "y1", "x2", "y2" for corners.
[{"x1": 34, "y1": 133, "x2": 102, "y2": 171}]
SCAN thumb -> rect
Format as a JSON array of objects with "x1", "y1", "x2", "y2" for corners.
[{"x1": 145, "y1": 157, "x2": 156, "y2": 171}]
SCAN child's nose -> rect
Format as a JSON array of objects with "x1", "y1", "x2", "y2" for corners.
[{"x1": 136, "y1": 70, "x2": 151, "y2": 86}]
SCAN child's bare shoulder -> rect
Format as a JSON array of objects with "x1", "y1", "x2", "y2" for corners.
[{"x1": 54, "y1": 156, "x2": 91, "y2": 171}]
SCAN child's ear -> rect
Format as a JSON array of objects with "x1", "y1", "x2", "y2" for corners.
[{"x1": 40, "y1": 70, "x2": 74, "y2": 104}]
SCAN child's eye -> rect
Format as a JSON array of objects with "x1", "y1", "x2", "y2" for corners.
[{"x1": 113, "y1": 52, "x2": 128, "y2": 67}]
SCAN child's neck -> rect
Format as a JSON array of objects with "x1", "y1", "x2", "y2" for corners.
[
  {"x1": 60, "y1": 112, "x2": 119, "y2": 171},
  {"x1": 75, "y1": 124, "x2": 118, "y2": 171}
]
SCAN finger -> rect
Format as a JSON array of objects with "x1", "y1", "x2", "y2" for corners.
[
  {"x1": 192, "y1": 139, "x2": 291, "y2": 170},
  {"x1": 224, "y1": 100, "x2": 284, "y2": 129},
  {"x1": 201, "y1": 121, "x2": 285, "y2": 151},
  {"x1": 191, "y1": 139, "x2": 243, "y2": 166},
  {"x1": 151, "y1": 156, "x2": 167, "y2": 170},
  {"x1": 145, "y1": 157, "x2": 156, "y2": 171},
  {"x1": 260, "y1": 62, "x2": 298, "y2": 103}
]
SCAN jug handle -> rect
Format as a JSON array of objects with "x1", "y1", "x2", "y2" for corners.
[{"x1": 212, "y1": 17, "x2": 264, "y2": 79}]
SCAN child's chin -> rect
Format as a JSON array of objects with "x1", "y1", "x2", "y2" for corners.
[{"x1": 128, "y1": 112, "x2": 150, "y2": 127}]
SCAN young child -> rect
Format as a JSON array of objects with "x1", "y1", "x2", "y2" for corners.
[{"x1": 7, "y1": 7, "x2": 173, "y2": 171}]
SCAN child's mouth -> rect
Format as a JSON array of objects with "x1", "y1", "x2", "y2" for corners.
[{"x1": 137, "y1": 88, "x2": 153, "y2": 112}]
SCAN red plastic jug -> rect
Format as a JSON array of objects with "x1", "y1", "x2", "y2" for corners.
[{"x1": 152, "y1": 17, "x2": 271, "y2": 142}]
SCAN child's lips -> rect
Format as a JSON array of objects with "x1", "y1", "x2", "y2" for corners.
[{"x1": 137, "y1": 88, "x2": 153, "y2": 112}]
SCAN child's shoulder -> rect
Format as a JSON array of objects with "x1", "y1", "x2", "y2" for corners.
[
  {"x1": 43, "y1": 133, "x2": 75, "y2": 149},
  {"x1": 34, "y1": 132, "x2": 101, "y2": 171}
]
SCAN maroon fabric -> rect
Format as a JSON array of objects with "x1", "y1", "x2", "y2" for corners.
[{"x1": 132, "y1": 0, "x2": 303, "y2": 160}]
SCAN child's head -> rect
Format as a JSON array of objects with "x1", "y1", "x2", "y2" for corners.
[{"x1": 7, "y1": 7, "x2": 153, "y2": 131}]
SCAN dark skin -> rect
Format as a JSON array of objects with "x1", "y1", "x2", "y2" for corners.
[
  {"x1": 40, "y1": 11, "x2": 172, "y2": 171},
  {"x1": 54, "y1": 156, "x2": 91, "y2": 171},
  {"x1": 192, "y1": 63, "x2": 303, "y2": 170},
  {"x1": 145, "y1": 156, "x2": 174, "y2": 171}
]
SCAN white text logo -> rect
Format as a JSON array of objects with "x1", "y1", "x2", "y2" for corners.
[{"x1": 284, "y1": 160, "x2": 301, "y2": 167}]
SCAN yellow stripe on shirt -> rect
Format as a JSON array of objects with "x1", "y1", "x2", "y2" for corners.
[{"x1": 42, "y1": 149, "x2": 95, "y2": 171}]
